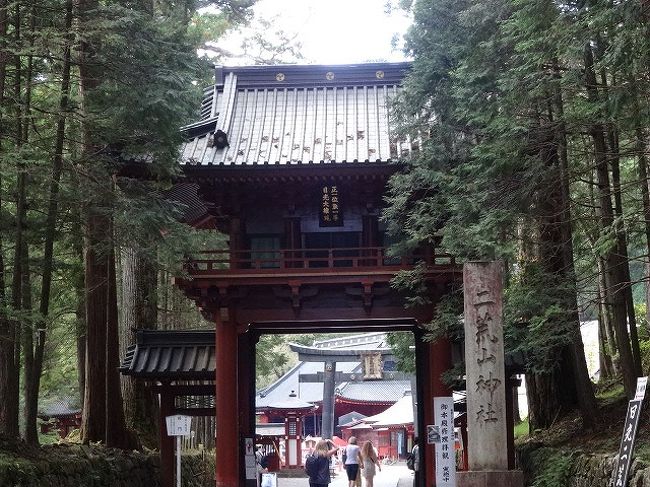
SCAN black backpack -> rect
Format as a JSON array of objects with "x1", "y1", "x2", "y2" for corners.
[
  {"x1": 304, "y1": 454, "x2": 318, "y2": 477},
  {"x1": 259, "y1": 454, "x2": 269, "y2": 469},
  {"x1": 406, "y1": 452, "x2": 415, "y2": 470}
]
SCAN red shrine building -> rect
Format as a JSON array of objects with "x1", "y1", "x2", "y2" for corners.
[
  {"x1": 174, "y1": 61, "x2": 461, "y2": 487},
  {"x1": 123, "y1": 62, "x2": 476, "y2": 487},
  {"x1": 256, "y1": 332, "x2": 418, "y2": 463}
]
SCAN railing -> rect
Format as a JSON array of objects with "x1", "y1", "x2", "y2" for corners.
[{"x1": 185, "y1": 247, "x2": 455, "y2": 274}]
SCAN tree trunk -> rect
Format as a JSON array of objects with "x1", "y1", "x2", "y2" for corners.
[
  {"x1": 550, "y1": 67, "x2": 599, "y2": 426},
  {"x1": 10, "y1": 0, "x2": 24, "y2": 438},
  {"x1": 21, "y1": 244, "x2": 37, "y2": 445},
  {"x1": 583, "y1": 43, "x2": 637, "y2": 398},
  {"x1": 605, "y1": 114, "x2": 643, "y2": 377},
  {"x1": 105, "y1": 243, "x2": 134, "y2": 449},
  {"x1": 0, "y1": 0, "x2": 19, "y2": 439},
  {"x1": 526, "y1": 371, "x2": 562, "y2": 429},
  {"x1": 119, "y1": 245, "x2": 158, "y2": 439},
  {"x1": 74, "y1": 225, "x2": 86, "y2": 407},
  {"x1": 80, "y1": 206, "x2": 109, "y2": 442},
  {"x1": 597, "y1": 311, "x2": 613, "y2": 381},
  {"x1": 597, "y1": 257, "x2": 619, "y2": 374},
  {"x1": 23, "y1": 0, "x2": 75, "y2": 444},
  {"x1": 77, "y1": 0, "x2": 130, "y2": 446}
]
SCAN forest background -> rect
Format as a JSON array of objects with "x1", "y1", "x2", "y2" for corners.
[{"x1": 0, "y1": 0, "x2": 648, "y2": 455}]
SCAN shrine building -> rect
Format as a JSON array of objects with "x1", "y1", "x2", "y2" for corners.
[{"x1": 120, "y1": 61, "x2": 521, "y2": 487}]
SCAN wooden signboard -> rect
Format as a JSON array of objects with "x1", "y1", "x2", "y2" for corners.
[
  {"x1": 611, "y1": 377, "x2": 647, "y2": 487},
  {"x1": 319, "y1": 185, "x2": 343, "y2": 227}
]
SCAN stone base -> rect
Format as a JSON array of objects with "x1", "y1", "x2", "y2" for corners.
[{"x1": 456, "y1": 470, "x2": 524, "y2": 487}]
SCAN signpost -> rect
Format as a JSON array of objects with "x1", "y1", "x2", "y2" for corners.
[
  {"x1": 427, "y1": 424, "x2": 441, "y2": 444},
  {"x1": 434, "y1": 397, "x2": 456, "y2": 487},
  {"x1": 611, "y1": 377, "x2": 648, "y2": 487},
  {"x1": 244, "y1": 437, "x2": 257, "y2": 481},
  {"x1": 166, "y1": 415, "x2": 192, "y2": 487}
]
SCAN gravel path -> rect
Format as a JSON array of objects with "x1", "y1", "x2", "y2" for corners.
[{"x1": 276, "y1": 463, "x2": 413, "y2": 487}]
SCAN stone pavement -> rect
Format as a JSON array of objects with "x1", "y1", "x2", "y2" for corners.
[{"x1": 277, "y1": 463, "x2": 413, "y2": 487}]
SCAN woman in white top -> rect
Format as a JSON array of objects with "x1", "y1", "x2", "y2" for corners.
[{"x1": 344, "y1": 436, "x2": 362, "y2": 487}]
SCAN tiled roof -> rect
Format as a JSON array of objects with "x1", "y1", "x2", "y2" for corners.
[
  {"x1": 180, "y1": 62, "x2": 412, "y2": 166},
  {"x1": 163, "y1": 183, "x2": 209, "y2": 224},
  {"x1": 39, "y1": 397, "x2": 81, "y2": 418},
  {"x1": 337, "y1": 380, "x2": 411, "y2": 403},
  {"x1": 257, "y1": 332, "x2": 411, "y2": 409},
  {"x1": 120, "y1": 330, "x2": 215, "y2": 380}
]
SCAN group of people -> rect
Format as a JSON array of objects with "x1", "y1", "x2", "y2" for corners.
[{"x1": 306, "y1": 436, "x2": 383, "y2": 487}]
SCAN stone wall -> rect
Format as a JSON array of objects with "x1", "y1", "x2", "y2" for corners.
[
  {"x1": 519, "y1": 444, "x2": 650, "y2": 487},
  {"x1": 0, "y1": 443, "x2": 216, "y2": 487}
]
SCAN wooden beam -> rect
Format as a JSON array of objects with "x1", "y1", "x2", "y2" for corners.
[{"x1": 151, "y1": 384, "x2": 215, "y2": 396}]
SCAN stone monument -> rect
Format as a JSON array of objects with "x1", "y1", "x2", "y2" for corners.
[{"x1": 457, "y1": 261, "x2": 523, "y2": 487}]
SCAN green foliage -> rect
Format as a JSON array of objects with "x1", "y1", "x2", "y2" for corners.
[
  {"x1": 385, "y1": 332, "x2": 416, "y2": 373},
  {"x1": 528, "y1": 448, "x2": 574, "y2": 487},
  {"x1": 256, "y1": 334, "x2": 291, "y2": 388},
  {"x1": 514, "y1": 419, "x2": 529, "y2": 439},
  {"x1": 384, "y1": 0, "x2": 650, "y2": 412},
  {"x1": 504, "y1": 264, "x2": 577, "y2": 374}
]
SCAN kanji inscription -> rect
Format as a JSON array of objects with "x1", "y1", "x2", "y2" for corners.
[
  {"x1": 319, "y1": 185, "x2": 343, "y2": 227},
  {"x1": 434, "y1": 397, "x2": 456, "y2": 487},
  {"x1": 463, "y1": 261, "x2": 508, "y2": 471}
]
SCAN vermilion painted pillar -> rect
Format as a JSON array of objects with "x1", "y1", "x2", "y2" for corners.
[
  {"x1": 423, "y1": 337, "x2": 453, "y2": 487},
  {"x1": 159, "y1": 383, "x2": 174, "y2": 487},
  {"x1": 215, "y1": 311, "x2": 238, "y2": 487},
  {"x1": 239, "y1": 331, "x2": 257, "y2": 487}
]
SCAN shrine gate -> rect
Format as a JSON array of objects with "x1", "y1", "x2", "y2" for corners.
[{"x1": 161, "y1": 62, "x2": 463, "y2": 486}]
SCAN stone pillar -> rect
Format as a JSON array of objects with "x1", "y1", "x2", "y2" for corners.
[
  {"x1": 458, "y1": 261, "x2": 523, "y2": 487},
  {"x1": 215, "y1": 310, "x2": 238, "y2": 487},
  {"x1": 321, "y1": 361, "x2": 336, "y2": 439}
]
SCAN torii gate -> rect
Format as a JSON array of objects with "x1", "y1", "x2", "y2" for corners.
[{"x1": 290, "y1": 342, "x2": 399, "y2": 439}]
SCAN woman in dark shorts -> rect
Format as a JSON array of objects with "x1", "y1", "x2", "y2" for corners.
[{"x1": 344, "y1": 436, "x2": 361, "y2": 487}]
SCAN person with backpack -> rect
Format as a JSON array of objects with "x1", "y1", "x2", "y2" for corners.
[
  {"x1": 305, "y1": 439, "x2": 338, "y2": 487},
  {"x1": 255, "y1": 446, "x2": 268, "y2": 486},
  {"x1": 411, "y1": 437, "x2": 420, "y2": 487}
]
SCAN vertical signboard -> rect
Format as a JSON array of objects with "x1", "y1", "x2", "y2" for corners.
[
  {"x1": 463, "y1": 261, "x2": 508, "y2": 471},
  {"x1": 166, "y1": 415, "x2": 192, "y2": 487},
  {"x1": 611, "y1": 377, "x2": 648, "y2": 487},
  {"x1": 434, "y1": 397, "x2": 456, "y2": 487},
  {"x1": 319, "y1": 185, "x2": 343, "y2": 227}
]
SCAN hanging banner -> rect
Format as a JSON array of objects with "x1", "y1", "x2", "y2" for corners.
[
  {"x1": 434, "y1": 396, "x2": 456, "y2": 487},
  {"x1": 611, "y1": 377, "x2": 648, "y2": 487},
  {"x1": 319, "y1": 185, "x2": 343, "y2": 227}
]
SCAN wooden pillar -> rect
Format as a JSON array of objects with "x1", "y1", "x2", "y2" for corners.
[
  {"x1": 284, "y1": 217, "x2": 301, "y2": 268},
  {"x1": 230, "y1": 217, "x2": 243, "y2": 269},
  {"x1": 419, "y1": 335, "x2": 453, "y2": 487},
  {"x1": 239, "y1": 330, "x2": 257, "y2": 487},
  {"x1": 361, "y1": 214, "x2": 378, "y2": 247},
  {"x1": 215, "y1": 311, "x2": 238, "y2": 487},
  {"x1": 159, "y1": 383, "x2": 174, "y2": 487},
  {"x1": 362, "y1": 215, "x2": 379, "y2": 264}
]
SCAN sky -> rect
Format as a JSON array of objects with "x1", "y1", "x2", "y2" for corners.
[{"x1": 208, "y1": 0, "x2": 413, "y2": 65}]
